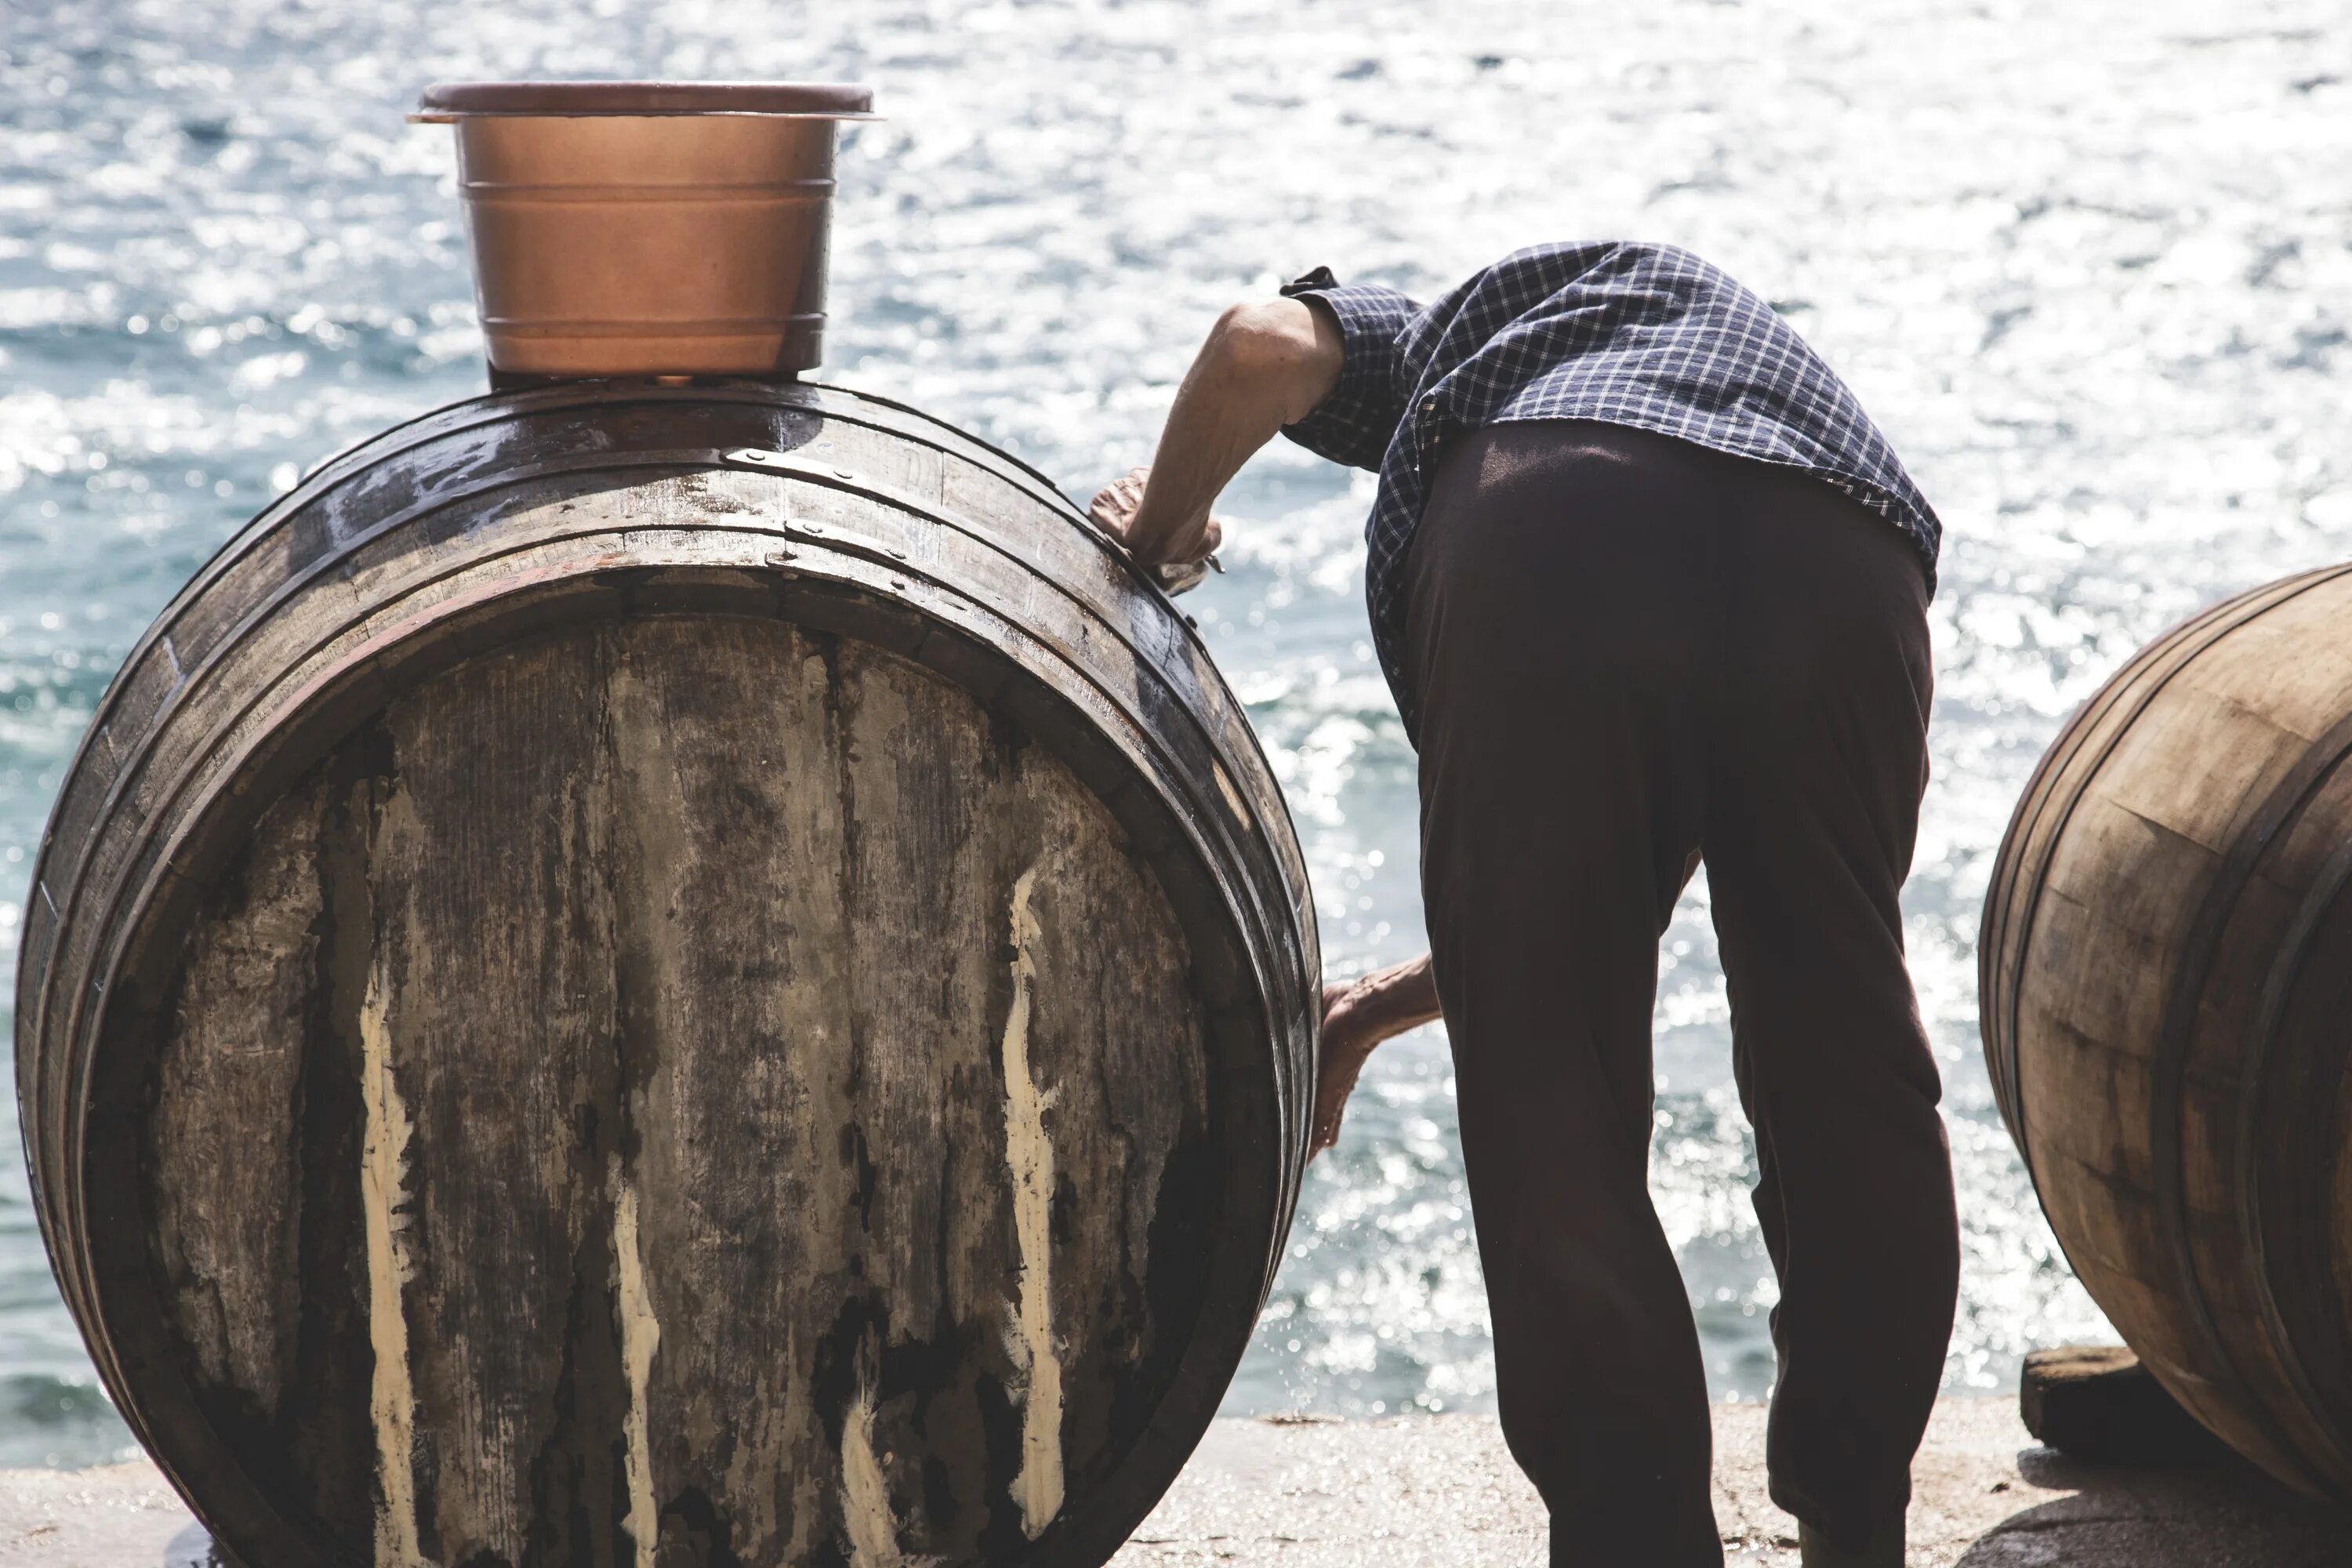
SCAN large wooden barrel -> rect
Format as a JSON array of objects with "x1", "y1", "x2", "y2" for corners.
[
  {"x1": 13, "y1": 380, "x2": 1317, "y2": 1567},
  {"x1": 1981, "y1": 563, "x2": 2352, "y2": 1501}
]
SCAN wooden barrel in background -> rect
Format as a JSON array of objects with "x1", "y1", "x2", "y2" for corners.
[
  {"x1": 1981, "y1": 562, "x2": 2352, "y2": 1502},
  {"x1": 13, "y1": 380, "x2": 1317, "y2": 1568}
]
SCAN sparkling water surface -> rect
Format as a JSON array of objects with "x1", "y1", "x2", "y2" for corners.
[{"x1": 5, "y1": 0, "x2": 2350, "y2": 1471}]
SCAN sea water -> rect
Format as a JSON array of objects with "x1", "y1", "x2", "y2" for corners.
[{"x1": 3, "y1": 0, "x2": 2349, "y2": 1469}]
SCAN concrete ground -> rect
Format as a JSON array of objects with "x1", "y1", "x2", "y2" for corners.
[
  {"x1": 1115, "y1": 1399, "x2": 2349, "y2": 1566},
  {"x1": 3, "y1": 1399, "x2": 2343, "y2": 1566}
]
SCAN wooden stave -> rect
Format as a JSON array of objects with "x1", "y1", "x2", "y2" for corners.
[
  {"x1": 13, "y1": 383, "x2": 1320, "y2": 1566},
  {"x1": 1979, "y1": 565, "x2": 2352, "y2": 1501}
]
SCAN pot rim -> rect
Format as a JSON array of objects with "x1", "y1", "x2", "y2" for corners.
[{"x1": 412, "y1": 79, "x2": 879, "y2": 122}]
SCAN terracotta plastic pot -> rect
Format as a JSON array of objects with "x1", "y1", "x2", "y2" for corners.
[{"x1": 412, "y1": 81, "x2": 876, "y2": 378}]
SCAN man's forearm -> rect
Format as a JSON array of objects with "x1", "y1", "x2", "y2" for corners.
[
  {"x1": 1124, "y1": 298, "x2": 1342, "y2": 564},
  {"x1": 1333, "y1": 952, "x2": 1443, "y2": 1042}
]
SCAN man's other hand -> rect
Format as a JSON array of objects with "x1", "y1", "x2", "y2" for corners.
[
  {"x1": 1309, "y1": 952, "x2": 1443, "y2": 1158},
  {"x1": 1311, "y1": 979, "x2": 1384, "y2": 1156}
]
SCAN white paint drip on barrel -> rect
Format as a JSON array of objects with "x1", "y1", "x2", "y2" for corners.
[
  {"x1": 1000, "y1": 862, "x2": 1065, "y2": 1538},
  {"x1": 358, "y1": 953, "x2": 427, "y2": 1568},
  {"x1": 839, "y1": 1383, "x2": 900, "y2": 1568},
  {"x1": 611, "y1": 1157, "x2": 662, "y2": 1568}
]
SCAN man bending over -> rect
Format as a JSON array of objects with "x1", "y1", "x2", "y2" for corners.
[{"x1": 1088, "y1": 245, "x2": 1961, "y2": 1568}]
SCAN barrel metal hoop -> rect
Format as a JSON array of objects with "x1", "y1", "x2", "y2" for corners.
[
  {"x1": 1984, "y1": 566, "x2": 2352, "y2": 1188},
  {"x1": 2237, "y1": 811, "x2": 2352, "y2": 1486},
  {"x1": 791, "y1": 379, "x2": 1091, "y2": 524},
  {"x1": 2147, "y1": 704, "x2": 2352, "y2": 1497}
]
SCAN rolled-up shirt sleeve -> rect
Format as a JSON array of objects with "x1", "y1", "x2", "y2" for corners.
[{"x1": 1277, "y1": 267, "x2": 1420, "y2": 471}]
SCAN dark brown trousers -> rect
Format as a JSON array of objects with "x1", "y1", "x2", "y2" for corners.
[{"x1": 1404, "y1": 421, "x2": 1961, "y2": 1564}]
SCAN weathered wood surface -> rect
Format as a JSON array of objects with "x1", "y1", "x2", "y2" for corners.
[
  {"x1": 1980, "y1": 563, "x2": 2352, "y2": 1504},
  {"x1": 16, "y1": 383, "x2": 1317, "y2": 1568},
  {"x1": 2017, "y1": 1345, "x2": 2234, "y2": 1467}
]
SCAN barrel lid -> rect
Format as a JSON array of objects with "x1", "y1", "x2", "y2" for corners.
[{"x1": 414, "y1": 81, "x2": 877, "y2": 119}]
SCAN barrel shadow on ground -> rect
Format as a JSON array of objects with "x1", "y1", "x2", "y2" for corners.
[
  {"x1": 1953, "y1": 1446, "x2": 2349, "y2": 1567},
  {"x1": 164, "y1": 1521, "x2": 227, "y2": 1566}
]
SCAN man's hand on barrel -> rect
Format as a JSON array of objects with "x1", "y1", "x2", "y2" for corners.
[
  {"x1": 1312, "y1": 951, "x2": 1444, "y2": 1158},
  {"x1": 1089, "y1": 295, "x2": 1345, "y2": 595},
  {"x1": 1087, "y1": 464, "x2": 1224, "y2": 594}
]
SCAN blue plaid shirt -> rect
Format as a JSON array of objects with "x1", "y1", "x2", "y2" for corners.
[{"x1": 1279, "y1": 242, "x2": 1942, "y2": 738}]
